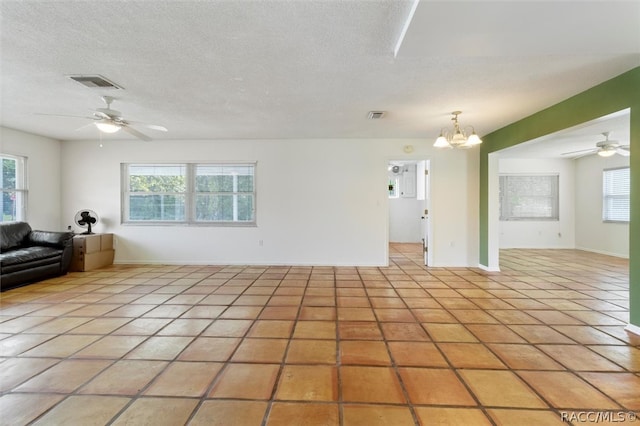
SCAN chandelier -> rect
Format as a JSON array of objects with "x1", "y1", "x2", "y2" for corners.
[{"x1": 433, "y1": 111, "x2": 482, "y2": 149}]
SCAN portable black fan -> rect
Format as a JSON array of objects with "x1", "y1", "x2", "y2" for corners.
[{"x1": 74, "y1": 209, "x2": 99, "y2": 234}]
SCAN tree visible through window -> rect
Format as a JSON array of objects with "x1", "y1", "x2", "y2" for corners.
[
  {"x1": 499, "y1": 175, "x2": 559, "y2": 221},
  {"x1": 122, "y1": 163, "x2": 255, "y2": 225},
  {"x1": 128, "y1": 165, "x2": 186, "y2": 221},
  {"x1": 195, "y1": 165, "x2": 254, "y2": 222},
  {"x1": 1, "y1": 154, "x2": 27, "y2": 222}
]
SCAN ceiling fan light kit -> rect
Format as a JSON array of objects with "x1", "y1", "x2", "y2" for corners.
[
  {"x1": 94, "y1": 120, "x2": 121, "y2": 133},
  {"x1": 561, "y1": 132, "x2": 630, "y2": 158},
  {"x1": 597, "y1": 147, "x2": 617, "y2": 157},
  {"x1": 37, "y1": 95, "x2": 167, "y2": 141},
  {"x1": 434, "y1": 111, "x2": 482, "y2": 149}
]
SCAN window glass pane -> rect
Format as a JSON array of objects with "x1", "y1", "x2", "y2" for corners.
[
  {"x1": 129, "y1": 165, "x2": 186, "y2": 192},
  {"x1": 1, "y1": 155, "x2": 27, "y2": 222},
  {"x1": 129, "y1": 194, "x2": 186, "y2": 221},
  {"x1": 388, "y1": 178, "x2": 399, "y2": 198},
  {"x1": 603, "y1": 167, "x2": 630, "y2": 222},
  {"x1": 195, "y1": 194, "x2": 234, "y2": 221},
  {"x1": 236, "y1": 195, "x2": 254, "y2": 221},
  {"x1": 2, "y1": 191, "x2": 18, "y2": 221},
  {"x1": 195, "y1": 194, "x2": 254, "y2": 222},
  {"x1": 2, "y1": 157, "x2": 17, "y2": 189},
  {"x1": 237, "y1": 175, "x2": 254, "y2": 192},
  {"x1": 195, "y1": 175, "x2": 233, "y2": 192},
  {"x1": 195, "y1": 165, "x2": 254, "y2": 193},
  {"x1": 499, "y1": 175, "x2": 559, "y2": 221}
]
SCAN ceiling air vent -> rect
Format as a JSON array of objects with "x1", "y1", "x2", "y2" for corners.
[
  {"x1": 68, "y1": 75, "x2": 123, "y2": 90},
  {"x1": 367, "y1": 111, "x2": 386, "y2": 119}
]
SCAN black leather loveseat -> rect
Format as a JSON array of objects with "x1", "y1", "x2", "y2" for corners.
[{"x1": 0, "y1": 221, "x2": 74, "y2": 291}]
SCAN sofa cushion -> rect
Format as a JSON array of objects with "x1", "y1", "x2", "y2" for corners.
[
  {"x1": 0, "y1": 222, "x2": 32, "y2": 251},
  {"x1": 0, "y1": 246, "x2": 62, "y2": 269},
  {"x1": 28, "y1": 230, "x2": 74, "y2": 248}
]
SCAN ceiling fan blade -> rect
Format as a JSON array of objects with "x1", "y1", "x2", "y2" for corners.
[
  {"x1": 126, "y1": 120, "x2": 168, "y2": 132},
  {"x1": 93, "y1": 111, "x2": 112, "y2": 120},
  {"x1": 616, "y1": 147, "x2": 630, "y2": 156},
  {"x1": 121, "y1": 125, "x2": 152, "y2": 141},
  {"x1": 573, "y1": 151, "x2": 597, "y2": 159},
  {"x1": 75, "y1": 122, "x2": 98, "y2": 131},
  {"x1": 561, "y1": 148, "x2": 597, "y2": 156},
  {"x1": 35, "y1": 113, "x2": 96, "y2": 120},
  {"x1": 142, "y1": 124, "x2": 168, "y2": 132}
]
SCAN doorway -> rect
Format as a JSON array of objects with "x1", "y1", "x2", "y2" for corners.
[
  {"x1": 486, "y1": 110, "x2": 631, "y2": 270},
  {"x1": 388, "y1": 160, "x2": 431, "y2": 266}
]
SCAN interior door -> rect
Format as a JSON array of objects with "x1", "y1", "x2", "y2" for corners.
[{"x1": 417, "y1": 160, "x2": 430, "y2": 266}]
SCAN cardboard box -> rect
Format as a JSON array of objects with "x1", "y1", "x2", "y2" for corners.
[
  {"x1": 70, "y1": 233, "x2": 115, "y2": 272},
  {"x1": 82, "y1": 234, "x2": 101, "y2": 254},
  {"x1": 83, "y1": 250, "x2": 115, "y2": 271},
  {"x1": 100, "y1": 234, "x2": 113, "y2": 251}
]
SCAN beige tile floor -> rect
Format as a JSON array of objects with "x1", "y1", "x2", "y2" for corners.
[{"x1": 1, "y1": 245, "x2": 639, "y2": 425}]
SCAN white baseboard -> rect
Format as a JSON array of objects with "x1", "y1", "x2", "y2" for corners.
[
  {"x1": 113, "y1": 260, "x2": 387, "y2": 267},
  {"x1": 574, "y1": 246, "x2": 629, "y2": 259},
  {"x1": 625, "y1": 323, "x2": 640, "y2": 337},
  {"x1": 478, "y1": 264, "x2": 500, "y2": 272}
]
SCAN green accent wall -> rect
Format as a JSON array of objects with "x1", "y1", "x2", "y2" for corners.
[{"x1": 479, "y1": 66, "x2": 640, "y2": 327}]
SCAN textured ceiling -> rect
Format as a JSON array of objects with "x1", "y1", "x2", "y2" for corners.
[{"x1": 1, "y1": 0, "x2": 639, "y2": 152}]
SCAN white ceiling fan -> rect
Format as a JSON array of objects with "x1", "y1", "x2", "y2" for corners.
[
  {"x1": 37, "y1": 96, "x2": 167, "y2": 141},
  {"x1": 561, "y1": 132, "x2": 630, "y2": 158}
]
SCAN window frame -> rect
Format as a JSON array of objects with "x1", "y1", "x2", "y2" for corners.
[
  {"x1": 122, "y1": 162, "x2": 256, "y2": 226},
  {"x1": 499, "y1": 174, "x2": 560, "y2": 221},
  {"x1": 1, "y1": 154, "x2": 28, "y2": 223},
  {"x1": 602, "y1": 166, "x2": 630, "y2": 223}
]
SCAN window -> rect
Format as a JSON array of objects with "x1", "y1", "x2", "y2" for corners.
[
  {"x1": 499, "y1": 175, "x2": 559, "y2": 221},
  {"x1": 195, "y1": 165, "x2": 255, "y2": 222},
  {"x1": 123, "y1": 163, "x2": 256, "y2": 225},
  {"x1": 1, "y1": 154, "x2": 27, "y2": 222},
  {"x1": 388, "y1": 177, "x2": 399, "y2": 198},
  {"x1": 127, "y1": 164, "x2": 187, "y2": 222},
  {"x1": 603, "y1": 167, "x2": 629, "y2": 223}
]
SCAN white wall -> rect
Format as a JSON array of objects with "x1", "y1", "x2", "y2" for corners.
[
  {"x1": 498, "y1": 158, "x2": 576, "y2": 249},
  {"x1": 0, "y1": 127, "x2": 62, "y2": 230},
  {"x1": 430, "y1": 148, "x2": 479, "y2": 266},
  {"x1": 389, "y1": 164, "x2": 422, "y2": 243},
  {"x1": 61, "y1": 137, "x2": 480, "y2": 267},
  {"x1": 575, "y1": 154, "x2": 629, "y2": 258}
]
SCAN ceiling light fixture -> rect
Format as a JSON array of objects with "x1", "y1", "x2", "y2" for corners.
[
  {"x1": 597, "y1": 146, "x2": 617, "y2": 157},
  {"x1": 94, "y1": 120, "x2": 121, "y2": 134},
  {"x1": 434, "y1": 111, "x2": 482, "y2": 149}
]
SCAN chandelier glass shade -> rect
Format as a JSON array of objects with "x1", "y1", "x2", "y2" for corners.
[{"x1": 434, "y1": 111, "x2": 482, "y2": 149}]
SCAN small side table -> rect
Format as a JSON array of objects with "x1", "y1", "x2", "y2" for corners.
[{"x1": 70, "y1": 233, "x2": 115, "y2": 272}]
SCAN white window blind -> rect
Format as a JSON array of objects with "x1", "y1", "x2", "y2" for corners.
[
  {"x1": 499, "y1": 175, "x2": 559, "y2": 221},
  {"x1": 603, "y1": 167, "x2": 630, "y2": 222}
]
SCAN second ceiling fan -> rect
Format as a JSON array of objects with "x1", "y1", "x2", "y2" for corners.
[{"x1": 562, "y1": 132, "x2": 630, "y2": 158}]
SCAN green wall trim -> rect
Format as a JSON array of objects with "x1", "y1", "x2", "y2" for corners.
[{"x1": 479, "y1": 66, "x2": 640, "y2": 326}]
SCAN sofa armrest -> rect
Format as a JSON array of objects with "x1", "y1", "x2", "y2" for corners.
[{"x1": 28, "y1": 230, "x2": 74, "y2": 249}]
